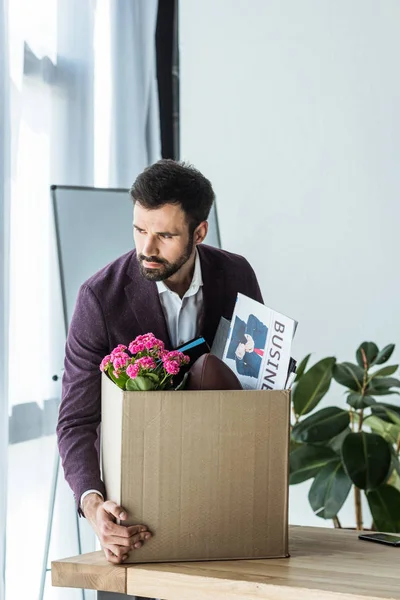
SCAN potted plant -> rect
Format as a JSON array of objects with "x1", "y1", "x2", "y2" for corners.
[{"x1": 290, "y1": 342, "x2": 400, "y2": 532}]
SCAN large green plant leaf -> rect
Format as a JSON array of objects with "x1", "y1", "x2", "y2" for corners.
[
  {"x1": 370, "y1": 365, "x2": 399, "y2": 379},
  {"x1": 292, "y1": 357, "x2": 335, "y2": 417},
  {"x1": 294, "y1": 354, "x2": 311, "y2": 382},
  {"x1": 371, "y1": 344, "x2": 395, "y2": 366},
  {"x1": 292, "y1": 407, "x2": 350, "y2": 444},
  {"x1": 387, "y1": 467, "x2": 400, "y2": 492},
  {"x1": 390, "y1": 451, "x2": 400, "y2": 478},
  {"x1": 371, "y1": 377, "x2": 400, "y2": 389},
  {"x1": 367, "y1": 485, "x2": 400, "y2": 533},
  {"x1": 333, "y1": 362, "x2": 364, "y2": 392},
  {"x1": 356, "y1": 342, "x2": 379, "y2": 369},
  {"x1": 364, "y1": 415, "x2": 400, "y2": 446},
  {"x1": 341, "y1": 432, "x2": 392, "y2": 490},
  {"x1": 365, "y1": 387, "x2": 399, "y2": 397},
  {"x1": 328, "y1": 427, "x2": 351, "y2": 454},
  {"x1": 289, "y1": 445, "x2": 337, "y2": 484},
  {"x1": 308, "y1": 460, "x2": 352, "y2": 519},
  {"x1": 367, "y1": 379, "x2": 400, "y2": 398},
  {"x1": 371, "y1": 403, "x2": 400, "y2": 423},
  {"x1": 346, "y1": 393, "x2": 375, "y2": 409}
]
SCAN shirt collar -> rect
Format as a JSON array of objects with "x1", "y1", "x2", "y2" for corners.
[{"x1": 156, "y1": 248, "x2": 203, "y2": 297}]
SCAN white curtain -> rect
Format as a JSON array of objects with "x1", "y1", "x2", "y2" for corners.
[
  {"x1": 4, "y1": 0, "x2": 160, "y2": 598},
  {"x1": 0, "y1": 1, "x2": 10, "y2": 598},
  {"x1": 95, "y1": 0, "x2": 160, "y2": 188},
  {"x1": 108, "y1": 0, "x2": 160, "y2": 186}
]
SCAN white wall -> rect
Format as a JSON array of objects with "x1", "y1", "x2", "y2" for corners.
[{"x1": 180, "y1": 0, "x2": 400, "y2": 528}]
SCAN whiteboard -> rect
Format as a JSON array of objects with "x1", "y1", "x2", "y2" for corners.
[{"x1": 51, "y1": 185, "x2": 221, "y2": 331}]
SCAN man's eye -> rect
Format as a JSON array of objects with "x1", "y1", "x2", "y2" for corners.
[{"x1": 160, "y1": 234, "x2": 172, "y2": 239}]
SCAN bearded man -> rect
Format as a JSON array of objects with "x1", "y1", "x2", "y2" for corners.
[{"x1": 57, "y1": 159, "x2": 263, "y2": 570}]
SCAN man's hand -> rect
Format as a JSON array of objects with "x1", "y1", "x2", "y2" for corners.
[{"x1": 82, "y1": 493, "x2": 152, "y2": 564}]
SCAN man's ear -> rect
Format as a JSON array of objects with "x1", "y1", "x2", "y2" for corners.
[{"x1": 194, "y1": 221, "x2": 208, "y2": 245}]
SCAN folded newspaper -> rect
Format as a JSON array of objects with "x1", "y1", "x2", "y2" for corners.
[{"x1": 217, "y1": 293, "x2": 297, "y2": 391}]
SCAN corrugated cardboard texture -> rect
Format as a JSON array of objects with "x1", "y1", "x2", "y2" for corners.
[{"x1": 101, "y1": 373, "x2": 290, "y2": 563}]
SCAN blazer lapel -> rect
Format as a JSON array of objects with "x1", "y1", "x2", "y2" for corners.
[
  {"x1": 124, "y1": 252, "x2": 172, "y2": 348},
  {"x1": 198, "y1": 245, "x2": 225, "y2": 347}
]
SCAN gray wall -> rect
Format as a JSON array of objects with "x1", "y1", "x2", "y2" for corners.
[{"x1": 180, "y1": 0, "x2": 400, "y2": 528}]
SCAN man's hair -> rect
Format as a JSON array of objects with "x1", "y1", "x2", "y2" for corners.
[{"x1": 130, "y1": 159, "x2": 215, "y2": 231}]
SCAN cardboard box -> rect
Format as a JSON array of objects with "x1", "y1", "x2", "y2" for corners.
[{"x1": 101, "y1": 372, "x2": 290, "y2": 563}]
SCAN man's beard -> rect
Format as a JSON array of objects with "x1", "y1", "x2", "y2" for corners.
[{"x1": 138, "y1": 232, "x2": 194, "y2": 282}]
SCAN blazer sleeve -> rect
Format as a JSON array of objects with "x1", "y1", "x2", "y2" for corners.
[
  {"x1": 243, "y1": 259, "x2": 263, "y2": 304},
  {"x1": 56, "y1": 283, "x2": 109, "y2": 516}
]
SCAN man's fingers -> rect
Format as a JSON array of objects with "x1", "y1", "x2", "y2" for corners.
[
  {"x1": 106, "y1": 544, "x2": 129, "y2": 561},
  {"x1": 104, "y1": 548, "x2": 128, "y2": 564},
  {"x1": 126, "y1": 524, "x2": 150, "y2": 536},
  {"x1": 103, "y1": 500, "x2": 128, "y2": 520},
  {"x1": 99, "y1": 519, "x2": 150, "y2": 539},
  {"x1": 106, "y1": 531, "x2": 152, "y2": 548}
]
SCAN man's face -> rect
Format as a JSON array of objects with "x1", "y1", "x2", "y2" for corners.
[
  {"x1": 133, "y1": 202, "x2": 195, "y2": 281},
  {"x1": 235, "y1": 343, "x2": 246, "y2": 360}
]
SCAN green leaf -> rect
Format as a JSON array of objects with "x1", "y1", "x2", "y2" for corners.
[
  {"x1": 346, "y1": 393, "x2": 376, "y2": 409},
  {"x1": 308, "y1": 460, "x2": 352, "y2": 519},
  {"x1": 370, "y1": 365, "x2": 399, "y2": 379},
  {"x1": 356, "y1": 342, "x2": 379, "y2": 369},
  {"x1": 107, "y1": 369, "x2": 127, "y2": 390},
  {"x1": 367, "y1": 485, "x2": 400, "y2": 533},
  {"x1": 371, "y1": 377, "x2": 400, "y2": 389},
  {"x1": 391, "y1": 452, "x2": 400, "y2": 478},
  {"x1": 387, "y1": 467, "x2": 400, "y2": 492},
  {"x1": 328, "y1": 427, "x2": 351, "y2": 455},
  {"x1": 289, "y1": 445, "x2": 337, "y2": 485},
  {"x1": 333, "y1": 362, "x2": 364, "y2": 392},
  {"x1": 292, "y1": 357, "x2": 336, "y2": 417},
  {"x1": 371, "y1": 403, "x2": 400, "y2": 423},
  {"x1": 126, "y1": 376, "x2": 156, "y2": 391},
  {"x1": 146, "y1": 372, "x2": 160, "y2": 383},
  {"x1": 341, "y1": 432, "x2": 392, "y2": 490},
  {"x1": 365, "y1": 387, "x2": 400, "y2": 397},
  {"x1": 364, "y1": 415, "x2": 400, "y2": 446},
  {"x1": 294, "y1": 354, "x2": 311, "y2": 382},
  {"x1": 292, "y1": 407, "x2": 350, "y2": 444},
  {"x1": 371, "y1": 344, "x2": 395, "y2": 366}
]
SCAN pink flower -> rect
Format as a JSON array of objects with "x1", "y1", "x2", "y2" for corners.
[
  {"x1": 113, "y1": 370, "x2": 120, "y2": 379},
  {"x1": 162, "y1": 350, "x2": 190, "y2": 365},
  {"x1": 100, "y1": 355, "x2": 112, "y2": 372},
  {"x1": 112, "y1": 353, "x2": 130, "y2": 370},
  {"x1": 110, "y1": 344, "x2": 127, "y2": 359},
  {"x1": 128, "y1": 341, "x2": 145, "y2": 354},
  {"x1": 136, "y1": 356, "x2": 156, "y2": 370},
  {"x1": 164, "y1": 360, "x2": 180, "y2": 375},
  {"x1": 145, "y1": 337, "x2": 164, "y2": 352},
  {"x1": 126, "y1": 363, "x2": 140, "y2": 379}
]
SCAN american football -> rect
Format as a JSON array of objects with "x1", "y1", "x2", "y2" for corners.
[{"x1": 186, "y1": 353, "x2": 243, "y2": 391}]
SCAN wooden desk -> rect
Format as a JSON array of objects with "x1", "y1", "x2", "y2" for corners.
[{"x1": 51, "y1": 526, "x2": 400, "y2": 599}]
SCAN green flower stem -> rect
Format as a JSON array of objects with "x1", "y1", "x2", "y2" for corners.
[{"x1": 159, "y1": 372, "x2": 170, "y2": 388}]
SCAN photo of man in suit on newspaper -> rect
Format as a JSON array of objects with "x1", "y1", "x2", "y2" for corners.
[{"x1": 226, "y1": 314, "x2": 268, "y2": 379}]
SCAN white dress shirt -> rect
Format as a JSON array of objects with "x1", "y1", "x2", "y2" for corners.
[
  {"x1": 80, "y1": 249, "x2": 204, "y2": 510},
  {"x1": 156, "y1": 248, "x2": 203, "y2": 348}
]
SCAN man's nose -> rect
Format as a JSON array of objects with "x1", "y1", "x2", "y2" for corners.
[{"x1": 142, "y1": 235, "x2": 158, "y2": 257}]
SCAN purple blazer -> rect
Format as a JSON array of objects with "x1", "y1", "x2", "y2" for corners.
[{"x1": 57, "y1": 244, "x2": 263, "y2": 514}]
